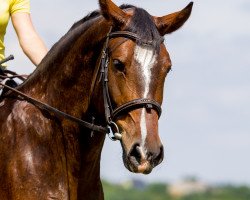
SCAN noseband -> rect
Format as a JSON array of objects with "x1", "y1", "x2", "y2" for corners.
[{"x1": 98, "y1": 28, "x2": 164, "y2": 140}]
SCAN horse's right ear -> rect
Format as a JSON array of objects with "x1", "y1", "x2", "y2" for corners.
[
  {"x1": 154, "y1": 2, "x2": 193, "y2": 36},
  {"x1": 99, "y1": 0, "x2": 129, "y2": 25}
]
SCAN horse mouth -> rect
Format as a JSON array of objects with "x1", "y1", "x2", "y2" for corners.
[{"x1": 127, "y1": 156, "x2": 153, "y2": 174}]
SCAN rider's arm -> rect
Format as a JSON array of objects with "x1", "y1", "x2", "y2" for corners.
[{"x1": 11, "y1": 12, "x2": 48, "y2": 66}]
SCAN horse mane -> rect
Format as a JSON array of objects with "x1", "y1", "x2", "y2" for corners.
[
  {"x1": 69, "y1": 4, "x2": 136, "y2": 31},
  {"x1": 37, "y1": 4, "x2": 136, "y2": 69},
  {"x1": 47, "y1": 3, "x2": 160, "y2": 63},
  {"x1": 125, "y1": 7, "x2": 161, "y2": 49}
]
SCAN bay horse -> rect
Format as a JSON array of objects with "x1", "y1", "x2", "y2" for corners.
[{"x1": 0, "y1": 0, "x2": 193, "y2": 199}]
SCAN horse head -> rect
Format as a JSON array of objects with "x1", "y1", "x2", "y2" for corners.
[
  {"x1": 96, "y1": 0, "x2": 193, "y2": 174},
  {"x1": 0, "y1": 1, "x2": 194, "y2": 198}
]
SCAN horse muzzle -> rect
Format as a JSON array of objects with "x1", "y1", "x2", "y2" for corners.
[{"x1": 124, "y1": 143, "x2": 164, "y2": 174}]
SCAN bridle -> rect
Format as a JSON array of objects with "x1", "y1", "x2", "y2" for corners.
[
  {"x1": 0, "y1": 28, "x2": 164, "y2": 141},
  {"x1": 98, "y1": 28, "x2": 164, "y2": 140}
]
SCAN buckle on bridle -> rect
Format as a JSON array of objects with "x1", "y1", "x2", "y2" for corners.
[{"x1": 107, "y1": 121, "x2": 122, "y2": 141}]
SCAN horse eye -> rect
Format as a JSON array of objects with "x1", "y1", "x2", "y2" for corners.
[{"x1": 113, "y1": 59, "x2": 125, "y2": 72}]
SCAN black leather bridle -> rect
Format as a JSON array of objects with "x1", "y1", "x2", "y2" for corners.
[
  {"x1": 0, "y1": 28, "x2": 164, "y2": 141},
  {"x1": 97, "y1": 28, "x2": 164, "y2": 140}
]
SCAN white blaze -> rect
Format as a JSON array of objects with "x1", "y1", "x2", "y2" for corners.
[{"x1": 134, "y1": 45, "x2": 156, "y2": 147}]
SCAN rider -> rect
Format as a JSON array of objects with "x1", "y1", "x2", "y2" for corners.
[
  {"x1": 0, "y1": 0, "x2": 47, "y2": 93},
  {"x1": 0, "y1": 0, "x2": 48, "y2": 67}
]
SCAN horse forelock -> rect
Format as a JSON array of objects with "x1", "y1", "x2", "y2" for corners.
[{"x1": 125, "y1": 8, "x2": 161, "y2": 51}]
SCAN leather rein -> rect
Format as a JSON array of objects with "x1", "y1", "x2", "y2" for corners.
[{"x1": 0, "y1": 29, "x2": 164, "y2": 141}]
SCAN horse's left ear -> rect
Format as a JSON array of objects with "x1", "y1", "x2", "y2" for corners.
[
  {"x1": 99, "y1": 0, "x2": 129, "y2": 26},
  {"x1": 154, "y1": 2, "x2": 193, "y2": 36}
]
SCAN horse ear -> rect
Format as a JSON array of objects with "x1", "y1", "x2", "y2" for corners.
[
  {"x1": 154, "y1": 2, "x2": 193, "y2": 36},
  {"x1": 99, "y1": 0, "x2": 129, "y2": 25}
]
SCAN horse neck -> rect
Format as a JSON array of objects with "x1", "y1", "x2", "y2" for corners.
[
  {"x1": 18, "y1": 19, "x2": 110, "y2": 187},
  {"x1": 21, "y1": 18, "x2": 110, "y2": 117}
]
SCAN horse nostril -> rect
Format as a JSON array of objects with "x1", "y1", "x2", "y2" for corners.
[
  {"x1": 129, "y1": 144, "x2": 141, "y2": 159},
  {"x1": 155, "y1": 146, "x2": 164, "y2": 164},
  {"x1": 147, "y1": 146, "x2": 164, "y2": 165},
  {"x1": 128, "y1": 143, "x2": 147, "y2": 166}
]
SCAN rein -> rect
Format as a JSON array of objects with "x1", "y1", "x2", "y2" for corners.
[
  {"x1": 0, "y1": 28, "x2": 164, "y2": 141},
  {"x1": 0, "y1": 83, "x2": 108, "y2": 134}
]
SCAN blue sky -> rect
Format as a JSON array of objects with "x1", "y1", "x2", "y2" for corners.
[{"x1": 5, "y1": 0, "x2": 250, "y2": 184}]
